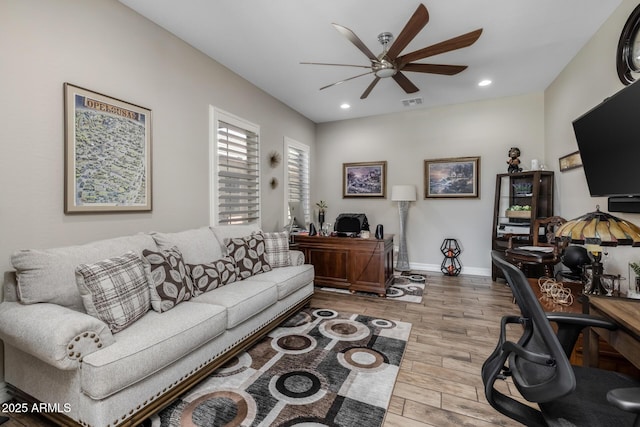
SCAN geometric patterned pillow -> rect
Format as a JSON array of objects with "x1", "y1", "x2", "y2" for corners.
[
  {"x1": 261, "y1": 231, "x2": 290, "y2": 268},
  {"x1": 188, "y1": 256, "x2": 238, "y2": 294},
  {"x1": 142, "y1": 246, "x2": 195, "y2": 313},
  {"x1": 225, "y1": 233, "x2": 271, "y2": 280},
  {"x1": 75, "y1": 251, "x2": 150, "y2": 333}
]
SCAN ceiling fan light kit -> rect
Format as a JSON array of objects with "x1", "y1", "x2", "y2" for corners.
[{"x1": 303, "y1": 3, "x2": 483, "y2": 99}]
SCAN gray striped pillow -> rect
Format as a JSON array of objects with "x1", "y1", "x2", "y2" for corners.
[{"x1": 76, "y1": 251, "x2": 150, "y2": 333}]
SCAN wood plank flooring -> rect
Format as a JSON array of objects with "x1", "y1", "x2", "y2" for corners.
[{"x1": 1, "y1": 273, "x2": 526, "y2": 427}]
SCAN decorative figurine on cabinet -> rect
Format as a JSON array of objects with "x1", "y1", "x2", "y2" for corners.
[{"x1": 507, "y1": 147, "x2": 522, "y2": 173}]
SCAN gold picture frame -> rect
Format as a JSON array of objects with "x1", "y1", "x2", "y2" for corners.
[
  {"x1": 343, "y1": 161, "x2": 387, "y2": 198},
  {"x1": 64, "y1": 83, "x2": 152, "y2": 213},
  {"x1": 424, "y1": 156, "x2": 480, "y2": 198},
  {"x1": 558, "y1": 150, "x2": 582, "y2": 172}
]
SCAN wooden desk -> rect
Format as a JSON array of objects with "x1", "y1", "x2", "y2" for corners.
[
  {"x1": 526, "y1": 280, "x2": 638, "y2": 373},
  {"x1": 293, "y1": 234, "x2": 394, "y2": 296},
  {"x1": 527, "y1": 278, "x2": 583, "y2": 314},
  {"x1": 584, "y1": 296, "x2": 640, "y2": 372}
]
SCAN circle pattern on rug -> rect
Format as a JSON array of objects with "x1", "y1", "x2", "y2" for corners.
[
  {"x1": 282, "y1": 310, "x2": 313, "y2": 328},
  {"x1": 386, "y1": 286, "x2": 404, "y2": 298},
  {"x1": 272, "y1": 334, "x2": 317, "y2": 354},
  {"x1": 180, "y1": 389, "x2": 256, "y2": 427},
  {"x1": 319, "y1": 319, "x2": 370, "y2": 341},
  {"x1": 409, "y1": 274, "x2": 426, "y2": 282},
  {"x1": 214, "y1": 352, "x2": 252, "y2": 376},
  {"x1": 337, "y1": 347, "x2": 386, "y2": 371},
  {"x1": 370, "y1": 318, "x2": 396, "y2": 329},
  {"x1": 269, "y1": 370, "x2": 327, "y2": 404},
  {"x1": 393, "y1": 277, "x2": 409, "y2": 285},
  {"x1": 313, "y1": 308, "x2": 338, "y2": 319}
]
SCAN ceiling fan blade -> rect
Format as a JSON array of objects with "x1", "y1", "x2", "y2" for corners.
[
  {"x1": 386, "y1": 3, "x2": 429, "y2": 60},
  {"x1": 319, "y1": 70, "x2": 375, "y2": 91},
  {"x1": 392, "y1": 72, "x2": 419, "y2": 94},
  {"x1": 300, "y1": 61, "x2": 373, "y2": 69},
  {"x1": 332, "y1": 23, "x2": 378, "y2": 61},
  {"x1": 398, "y1": 28, "x2": 483, "y2": 65},
  {"x1": 402, "y1": 63, "x2": 468, "y2": 75},
  {"x1": 360, "y1": 77, "x2": 381, "y2": 99}
]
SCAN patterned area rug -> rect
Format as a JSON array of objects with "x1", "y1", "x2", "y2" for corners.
[
  {"x1": 147, "y1": 307, "x2": 411, "y2": 427},
  {"x1": 318, "y1": 272, "x2": 426, "y2": 303}
]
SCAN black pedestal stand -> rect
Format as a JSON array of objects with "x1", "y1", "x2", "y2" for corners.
[{"x1": 440, "y1": 238, "x2": 462, "y2": 276}]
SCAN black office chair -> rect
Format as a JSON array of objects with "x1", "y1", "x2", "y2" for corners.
[{"x1": 484, "y1": 251, "x2": 640, "y2": 427}]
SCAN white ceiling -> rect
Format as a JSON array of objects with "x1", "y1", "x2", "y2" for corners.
[{"x1": 119, "y1": 0, "x2": 621, "y2": 123}]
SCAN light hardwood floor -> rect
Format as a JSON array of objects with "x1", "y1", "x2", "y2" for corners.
[{"x1": 2, "y1": 273, "x2": 525, "y2": 427}]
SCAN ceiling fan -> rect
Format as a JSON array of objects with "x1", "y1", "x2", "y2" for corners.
[{"x1": 302, "y1": 3, "x2": 483, "y2": 99}]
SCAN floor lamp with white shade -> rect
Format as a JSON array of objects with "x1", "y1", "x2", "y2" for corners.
[{"x1": 392, "y1": 185, "x2": 417, "y2": 271}]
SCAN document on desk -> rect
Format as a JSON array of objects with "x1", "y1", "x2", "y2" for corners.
[{"x1": 518, "y1": 246, "x2": 554, "y2": 252}]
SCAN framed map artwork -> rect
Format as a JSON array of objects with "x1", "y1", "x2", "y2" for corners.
[{"x1": 64, "y1": 83, "x2": 152, "y2": 213}]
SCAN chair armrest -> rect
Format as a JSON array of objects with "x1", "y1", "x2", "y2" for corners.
[
  {"x1": 546, "y1": 312, "x2": 618, "y2": 330},
  {"x1": 289, "y1": 249, "x2": 305, "y2": 266},
  {"x1": 607, "y1": 387, "x2": 640, "y2": 414},
  {"x1": 546, "y1": 313, "x2": 618, "y2": 358},
  {"x1": 0, "y1": 301, "x2": 114, "y2": 370},
  {"x1": 505, "y1": 233, "x2": 530, "y2": 249}
]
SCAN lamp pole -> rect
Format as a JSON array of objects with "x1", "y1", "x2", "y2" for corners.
[
  {"x1": 396, "y1": 200, "x2": 410, "y2": 271},
  {"x1": 391, "y1": 185, "x2": 416, "y2": 272}
]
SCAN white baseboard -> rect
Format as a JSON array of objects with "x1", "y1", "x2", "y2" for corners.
[
  {"x1": 0, "y1": 382, "x2": 11, "y2": 402},
  {"x1": 408, "y1": 262, "x2": 491, "y2": 277},
  {"x1": 391, "y1": 246, "x2": 491, "y2": 278}
]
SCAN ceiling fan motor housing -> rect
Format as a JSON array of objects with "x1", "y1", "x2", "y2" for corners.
[{"x1": 374, "y1": 59, "x2": 397, "y2": 77}]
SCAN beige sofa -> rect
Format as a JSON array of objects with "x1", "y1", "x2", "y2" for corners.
[{"x1": 0, "y1": 225, "x2": 314, "y2": 427}]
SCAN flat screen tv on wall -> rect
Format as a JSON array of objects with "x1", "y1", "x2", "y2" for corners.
[{"x1": 572, "y1": 80, "x2": 640, "y2": 212}]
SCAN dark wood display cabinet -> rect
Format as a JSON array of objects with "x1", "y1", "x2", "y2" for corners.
[
  {"x1": 292, "y1": 234, "x2": 394, "y2": 297},
  {"x1": 491, "y1": 171, "x2": 555, "y2": 280}
]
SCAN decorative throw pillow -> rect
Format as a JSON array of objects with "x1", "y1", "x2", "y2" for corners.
[
  {"x1": 226, "y1": 233, "x2": 272, "y2": 279},
  {"x1": 75, "y1": 251, "x2": 150, "y2": 333},
  {"x1": 188, "y1": 256, "x2": 238, "y2": 294},
  {"x1": 142, "y1": 246, "x2": 195, "y2": 313},
  {"x1": 261, "y1": 231, "x2": 290, "y2": 268}
]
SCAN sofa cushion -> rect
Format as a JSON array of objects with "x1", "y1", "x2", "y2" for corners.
[
  {"x1": 11, "y1": 234, "x2": 157, "y2": 312},
  {"x1": 190, "y1": 280, "x2": 278, "y2": 328},
  {"x1": 249, "y1": 264, "x2": 314, "y2": 300},
  {"x1": 262, "y1": 231, "x2": 290, "y2": 268},
  {"x1": 76, "y1": 252, "x2": 150, "y2": 333},
  {"x1": 226, "y1": 233, "x2": 271, "y2": 279},
  {"x1": 151, "y1": 227, "x2": 223, "y2": 264},
  {"x1": 142, "y1": 247, "x2": 194, "y2": 312},
  {"x1": 80, "y1": 301, "x2": 227, "y2": 400},
  {"x1": 188, "y1": 256, "x2": 238, "y2": 293}
]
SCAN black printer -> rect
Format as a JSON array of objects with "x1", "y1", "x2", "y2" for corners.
[{"x1": 334, "y1": 213, "x2": 369, "y2": 237}]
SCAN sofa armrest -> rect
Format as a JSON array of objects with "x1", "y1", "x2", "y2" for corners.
[
  {"x1": 0, "y1": 301, "x2": 114, "y2": 370},
  {"x1": 289, "y1": 250, "x2": 305, "y2": 266}
]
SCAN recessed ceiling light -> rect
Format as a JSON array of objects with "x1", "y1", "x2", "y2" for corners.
[
  {"x1": 340, "y1": 103, "x2": 351, "y2": 109},
  {"x1": 478, "y1": 79, "x2": 492, "y2": 87}
]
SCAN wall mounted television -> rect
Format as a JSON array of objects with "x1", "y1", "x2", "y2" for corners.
[{"x1": 572, "y1": 80, "x2": 640, "y2": 212}]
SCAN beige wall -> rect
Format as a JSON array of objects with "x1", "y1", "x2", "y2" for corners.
[
  {"x1": 316, "y1": 92, "x2": 545, "y2": 274},
  {"x1": 0, "y1": 0, "x2": 315, "y2": 388},
  {"x1": 0, "y1": 0, "x2": 315, "y2": 274},
  {"x1": 546, "y1": 0, "x2": 640, "y2": 286}
]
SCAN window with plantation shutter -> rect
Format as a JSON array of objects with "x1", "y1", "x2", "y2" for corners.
[
  {"x1": 210, "y1": 108, "x2": 260, "y2": 226},
  {"x1": 284, "y1": 137, "x2": 310, "y2": 226}
]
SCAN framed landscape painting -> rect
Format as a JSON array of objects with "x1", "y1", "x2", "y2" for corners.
[
  {"x1": 64, "y1": 83, "x2": 152, "y2": 213},
  {"x1": 343, "y1": 161, "x2": 387, "y2": 198},
  {"x1": 424, "y1": 156, "x2": 480, "y2": 198}
]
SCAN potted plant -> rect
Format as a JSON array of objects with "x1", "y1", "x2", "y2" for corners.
[
  {"x1": 630, "y1": 261, "x2": 640, "y2": 290},
  {"x1": 316, "y1": 200, "x2": 328, "y2": 228},
  {"x1": 505, "y1": 204, "x2": 532, "y2": 219}
]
